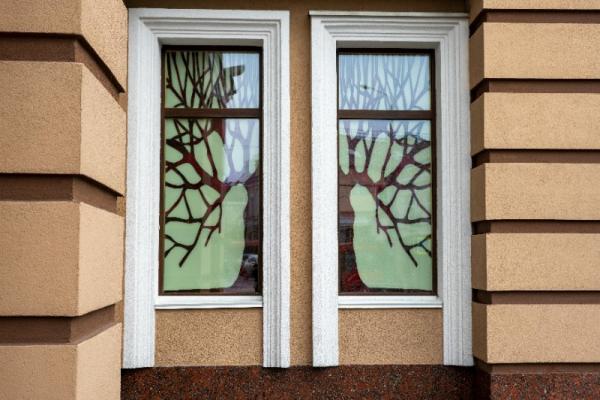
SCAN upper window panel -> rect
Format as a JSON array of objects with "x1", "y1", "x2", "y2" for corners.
[
  {"x1": 338, "y1": 53, "x2": 431, "y2": 111},
  {"x1": 164, "y1": 49, "x2": 260, "y2": 109}
]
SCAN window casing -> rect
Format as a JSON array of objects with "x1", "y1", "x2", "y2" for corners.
[
  {"x1": 311, "y1": 12, "x2": 471, "y2": 367},
  {"x1": 125, "y1": 8, "x2": 290, "y2": 369}
]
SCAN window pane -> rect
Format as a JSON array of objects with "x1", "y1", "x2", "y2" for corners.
[
  {"x1": 338, "y1": 119, "x2": 433, "y2": 293},
  {"x1": 338, "y1": 54, "x2": 431, "y2": 111},
  {"x1": 164, "y1": 50, "x2": 260, "y2": 109},
  {"x1": 163, "y1": 118, "x2": 260, "y2": 293}
]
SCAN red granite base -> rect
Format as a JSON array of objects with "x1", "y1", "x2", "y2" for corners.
[
  {"x1": 121, "y1": 365, "x2": 600, "y2": 399},
  {"x1": 474, "y1": 369, "x2": 600, "y2": 400},
  {"x1": 122, "y1": 365, "x2": 473, "y2": 399}
]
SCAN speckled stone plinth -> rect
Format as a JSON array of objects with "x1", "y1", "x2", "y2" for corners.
[
  {"x1": 122, "y1": 365, "x2": 473, "y2": 399},
  {"x1": 474, "y1": 369, "x2": 600, "y2": 400},
  {"x1": 122, "y1": 365, "x2": 600, "y2": 399}
]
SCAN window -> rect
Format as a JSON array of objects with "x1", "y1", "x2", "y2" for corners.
[
  {"x1": 311, "y1": 12, "x2": 471, "y2": 367},
  {"x1": 125, "y1": 9, "x2": 290, "y2": 368},
  {"x1": 161, "y1": 47, "x2": 262, "y2": 295},
  {"x1": 337, "y1": 50, "x2": 435, "y2": 295}
]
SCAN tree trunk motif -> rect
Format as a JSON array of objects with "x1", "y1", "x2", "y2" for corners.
[
  {"x1": 338, "y1": 53, "x2": 433, "y2": 293},
  {"x1": 162, "y1": 49, "x2": 261, "y2": 292}
]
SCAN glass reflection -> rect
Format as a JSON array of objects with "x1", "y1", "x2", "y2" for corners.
[
  {"x1": 164, "y1": 50, "x2": 260, "y2": 109},
  {"x1": 338, "y1": 53, "x2": 431, "y2": 111}
]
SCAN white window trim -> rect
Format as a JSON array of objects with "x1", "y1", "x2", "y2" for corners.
[
  {"x1": 338, "y1": 296, "x2": 442, "y2": 309},
  {"x1": 155, "y1": 296, "x2": 263, "y2": 310},
  {"x1": 124, "y1": 8, "x2": 290, "y2": 369},
  {"x1": 310, "y1": 11, "x2": 471, "y2": 367}
]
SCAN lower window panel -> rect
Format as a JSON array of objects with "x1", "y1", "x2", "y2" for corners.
[
  {"x1": 338, "y1": 119, "x2": 434, "y2": 294},
  {"x1": 161, "y1": 118, "x2": 261, "y2": 294}
]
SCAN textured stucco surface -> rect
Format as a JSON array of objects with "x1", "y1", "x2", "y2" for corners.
[
  {"x1": 471, "y1": 302, "x2": 486, "y2": 364},
  {"x1": 80, "y1": 0, "x2": 128, "y2": 88},
  {"x1": 155, "y1": 309, "x2": 262, "y2": 366},
  {"x1": 470, "y1": 0, "x2": 600, "y2": 20},
  {"x1": 131, "y1": 0, "x2": 465, "y2": 366},
  {"x1": 78, "y1": 203, "x2": 124, "y2": 315},
  {"x1": 0, "y1": 3, "x2": 125, "y2": 399},
  {"x1": 0, "y1": 61, "x2": 81, "y2": 175},
  {"x1": 471, "y1": 93, "x2": 600, "y2": 153},
  {"x1": 470, "y1": 23, "x2": 600, "y2": 87},
  {"x1": 471, "y1": 163, "x2": 600, "y2": 221},
  {"x1": 155, "y1": 308, "x2": 443, "y2": 367},
  {"x1": 0, "y1": 61, "x2": 125, "y2": 193},
  {"x1": 76, "y1": 324, "x2": 122, "y2": 400},
  {"x1": 472, "y1": 233, "x2": 600, "y2": 290},
  {"x1": 0, "y1": 324, "x2": 121, "y2": 400},
  {"x1": 0, "y1": 0, "x2": 128, "y2": 87},
  {"x1": 0, "y1": 201, "x2": 122, "y2": 316},
  {"x1": 472, "y1": 303, "x2": 600, "y2": 363},
  {"x1": 339, "y1": 309, "x2": 442, "y2": 365},
  {"x1": 80, "y1": 63, "x2": 126, "y2": 194},
  {"x1": 469, "y1": 27, "x2": 485, "y2": 89}
]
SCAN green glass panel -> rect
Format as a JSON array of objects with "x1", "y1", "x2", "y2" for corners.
[
  {"x1": 338, "y1": 53, "x2": 431, "y2": 111},
  {"x1": 164, "y1": 50, "x2": 260, "y2": 109},
  {"x1": 163, "y1": 118, "x2": 260, "y2": 292},
  {"x1": 338, "y1": 120, "x2": 433, "y2": 292}
]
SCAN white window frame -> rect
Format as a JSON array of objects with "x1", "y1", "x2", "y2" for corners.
[
  {"x1": 311, "y1": 11, "x2": 471, "y2": 367},
  {"x1": 124, "y1": 8, "x2": 290, "y2": 368}
]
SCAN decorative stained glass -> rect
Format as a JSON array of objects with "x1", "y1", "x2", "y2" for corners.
[
  {"x1": 161, "y1": 48, "x2": 262, "y2": 294},
  {"x1": 338, "y1": 53, "x2": 431, "y2": 111},
  {"x1": 338, "y1": 51, "x2": 434, "y2": 294}
]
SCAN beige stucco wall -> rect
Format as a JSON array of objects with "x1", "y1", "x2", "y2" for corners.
[
  {"x1": 0, "y1": 201, "x2": 123, "y2": 316},
  {"x1": 339, "y1": 310, "x2": 442, "y2": 365},
  {"x1": 156, "y1": 309, "x2": 262, "y2": 366},
  {"x1": 0, "y1": 2, "x2": 127, "y2": 399},
  {"x1": 0, "y1": 61, "x2": 126, "y2": 194},
  {"x1": 472, "y1": 163, "x2": 600, "y2": 221},
  {"x1": 471, "y1": 93, "x2": 600, "y2": 153},
  {"x1": 470, "y1": 0, "x2": 600, "y2": 20},
  {"x1": 470, "y1": 22, "x2": 600, "y2": 87},
  {"x1": 473, "y1": 303, "x2": 600, "y2": 363},
  {"x1": 0, "y1": 324, "x2": 121, "y2": 400},
  {"x1": 472, "y1": 233, "x2": 600, "y2": 291},
  {"x1": 0, "y1": 0, "x2": 127, "y2": 87},
  {"x1": 470, "y1": 0, "x2": 600, "y2": 371}
]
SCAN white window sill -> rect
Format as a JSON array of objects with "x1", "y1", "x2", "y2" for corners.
[
  {"x1": 155, "y1": 295, "x2": 263, "y2": 309},
  {"x1": 338, "y1": 295, "x2": 442, "y2": 309}
]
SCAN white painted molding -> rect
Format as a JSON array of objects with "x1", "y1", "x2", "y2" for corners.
[
  {"x1": 310, "y1": 13, "x2": 472, "y2": 367},
  {"x1": 124, "y1": 8, "x2": 290, "y2": 369},
  {"x1": 123, "y1": 9, "x2": 161, "y2": 369},
  {"x1": 311, "y1": 15, "x2": 339, "y2": 367},
  {"x1": 309, "y1": 11, "x2": 469, "y2": 18},
  {"x1": 338, "y1": 296, "x2": 442, "y2": 309},
  {"x1": 155, "y1": 296, "x2": 263, "y2": 309}
]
